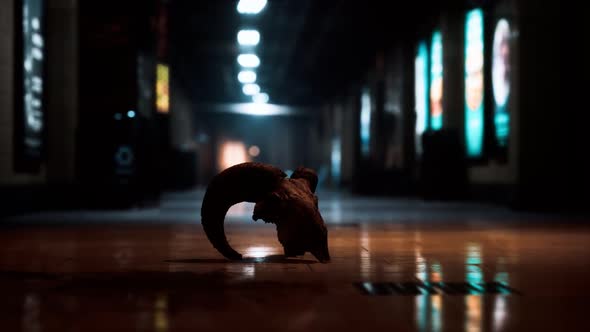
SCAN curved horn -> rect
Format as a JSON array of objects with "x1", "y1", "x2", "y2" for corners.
[{"x1": 201, "y1": 162, "x2": 286, "y2": 260}]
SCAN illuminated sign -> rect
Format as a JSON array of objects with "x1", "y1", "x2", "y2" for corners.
[
  {"x1": 156, "y1": 63, "x2": 169, "y2": 114},
  {"x1": 18, "y1": 0, "x2": 45, "y2": 167},
  {"x1": 465, "y1": 9, "x2": 485, "y2": 157},
  {"x1": 492, "y1": 19, "x2": 511, "y2": 148},
  {"x1": 415, "y1": 41, "x2": 429, "y2": 154},
  {"x1": 331, "y1": 137, "x2": 341, "y2": 184},
  {"x1": 360, "y1": 88, "x2": 371, "y2": 157},
  {"x1": 430, "y1": 31, "x2": 443, "y2": 130}
]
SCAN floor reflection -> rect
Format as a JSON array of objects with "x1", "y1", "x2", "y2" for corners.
[
  {"x1": 241, "y1": 265, "x2": 255, "y2": 278},
  {"x1": 465, "y1": 296, "x2": 482, "y2": 332},
  {"x1": 465, "y1": 243, "x2": 483, "y2": 287},
  {"x1": 430, "y1": 295, "x2": 442, "y2": 331},
  {"x1": 492, "y1": 258, "x2": 510, "y2": 331},
  {"x1": 465, "y1": 243, "x2": 483, "y2": 332},
  {"x1": 1, "y1": 208, "x2": 588, "y2": 331},
  {"x1": 493, "y1": 295, "x2": 508, "y2": 332},
  {"x1": 415, "y1": 293, "x2": 443, "y2": 332},
  {"x1": 23, "y1": 293, "x2": 41, "y2": 332},
  {"x1": 154, "y1": 293, "x2": 169, "y2": 332},
  {"x1": 414, "y1": 237, "x2": 427, "y2": 282},
  {"x1": 360, "y1": 224, "x2": 371, "y2": 279},
  {"x1": 414, "y1": 237, "x2": 443, "y2": 331}
]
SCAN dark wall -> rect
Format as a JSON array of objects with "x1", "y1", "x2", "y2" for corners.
[
  {"x1": 515, "y1": 1, "x2": 579, "y2": 211},
  {"x1": 76, "y1": 1, "x2": 162, "y2": 207}
]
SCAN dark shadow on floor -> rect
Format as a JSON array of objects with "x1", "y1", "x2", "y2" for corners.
[{"x1": 0, "y1": 269, "x2": 330, "y2": 297}]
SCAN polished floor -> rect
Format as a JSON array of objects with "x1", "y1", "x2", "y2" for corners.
[{"x1": 1, "y1": 190, "x2": 589, "y2": 331}]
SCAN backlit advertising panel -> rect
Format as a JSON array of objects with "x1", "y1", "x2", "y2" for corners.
[
  {"x1": 15, "y1": 0, "x2": 45, "y2": 170},
  {"x1": 492, "y1": 19, "x2": 511, "y2": 148},
  {"x1": 415, "y1": 41, "x2": 429, "y2": 154},
  {"x1": 464, "y1": 9, "x2": 485, "y2": 157},
  {"x1": 156, "y1": 63, "x2": 169, "y2": 114},
  {"x1": 430, "y1": 31, "x2": 443, "y2": 130}
]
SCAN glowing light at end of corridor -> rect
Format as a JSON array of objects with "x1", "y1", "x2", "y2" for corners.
[
  {"x1": 237, "y1": 0, "x2": 267, "y2": 14},
  {"x1": 237, "y1": 30, "x2": 260, "y2": 46},
  {"x1": 237, "y1": 54, "x2": 260, "y2": 68}
]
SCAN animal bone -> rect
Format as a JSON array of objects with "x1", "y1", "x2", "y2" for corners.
[{"x1": 201, "y1": 162, "x2": 330, "y2": 263}]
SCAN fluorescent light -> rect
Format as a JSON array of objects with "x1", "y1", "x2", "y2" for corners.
[
  {"x1": 198, "y1": 103, "x2": 311, "y2": 117},
  {"x1": 242, "y1": 83, "x2": 260, "y2": 95},
  {"x1": 237, "y1": 30, "x2": 260, "y2": 46},
  {"x1": 238, "y1": 70, "x2": 257, "y2": 83},
  {"x1": 237, "y1": 0, "x2": 267, "y2": 14},
  {"x1": 237, "y1": 54, "x2": 260, "y2": 68},
  {"x1": 252, "y1": 92, "x2": 269, "y2": 104},
  {"x1": 235, "y1": 103, "x2": 289, "y2": 116}
]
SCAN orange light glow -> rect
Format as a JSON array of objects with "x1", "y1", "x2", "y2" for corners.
[
  {"x1": 219, "y1": 141, "x2": 248, "y2": 171},
  {"x1": 248, "y1": 145, "x2": 260, "y2": 157}
]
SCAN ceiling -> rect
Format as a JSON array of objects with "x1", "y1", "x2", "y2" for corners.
[{"x1": 169, "y1": 0, "x2": 449, "y2": 107}]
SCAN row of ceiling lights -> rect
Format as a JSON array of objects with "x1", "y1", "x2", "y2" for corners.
[{"x1": 236, "y1": 0, "x2": 269, "y2": 104}]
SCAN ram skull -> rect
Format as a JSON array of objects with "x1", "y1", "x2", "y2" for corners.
[{"x1": 201, "y1": 162, "x2": 330, "y2": 263}]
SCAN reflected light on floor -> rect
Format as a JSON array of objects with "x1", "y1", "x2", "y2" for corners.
[
  {"x1": 415, "y1": 238, "x2": 443, "y2": 332},
  {"x1": 466, "y1": 243, "x2": 483, "y2": 287},
  {"x1": 415, "y1": 232, "x2": 426, "y2": 282},
  {"x1": 360, "y1": 224, "x2": 371, "y2": 279},
  {"x1": 154, "y1": 293, "x2": 169, "y2": 332},
  {"x1": 244, "y1": 246, "x2": 275, "y2": 258},
  {"x1": 465, "y1": 243, "x2": 483, "y2": 332},
  {"x1": 23, "y1": 293, "x2": 40, "y2": 332},
  {"x1": 466, "y1": 296, "x2": 483, "y2": 332},
  {"x1": 493, "y1": 295, "x2": 507, "y2": 332},
  {"x1": 242, "y1": 265, "x2": 255, "y2": 278},
  {"x1": 431, "y1": 295, "x2": 443, "y2": 331},
  {"x1": 416, "y1": 294, "x2": 443, "y2": 332},
  {"x1": 416, "y1": 295, "x2": 428, "y2": 331}
]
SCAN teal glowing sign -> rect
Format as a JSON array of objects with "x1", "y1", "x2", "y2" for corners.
[
  {"x1": 331, "y1": 137, "x2": 341, "y2": 184},
  {"x1": 465, "y1": 9, "x2": 485, "y2": 157},
  {"x1": 415, "y1": 42, "x2": 429, "y2": 154},
  {"x1": 430, "y1": 31, "x2": 443, "y2": 130},
  {"x1": 360, "y1": 88, "x2": 371, "y2": 157},
  {"x1": 492, "y1": 19, "x2": 511, "y2": 148}
]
